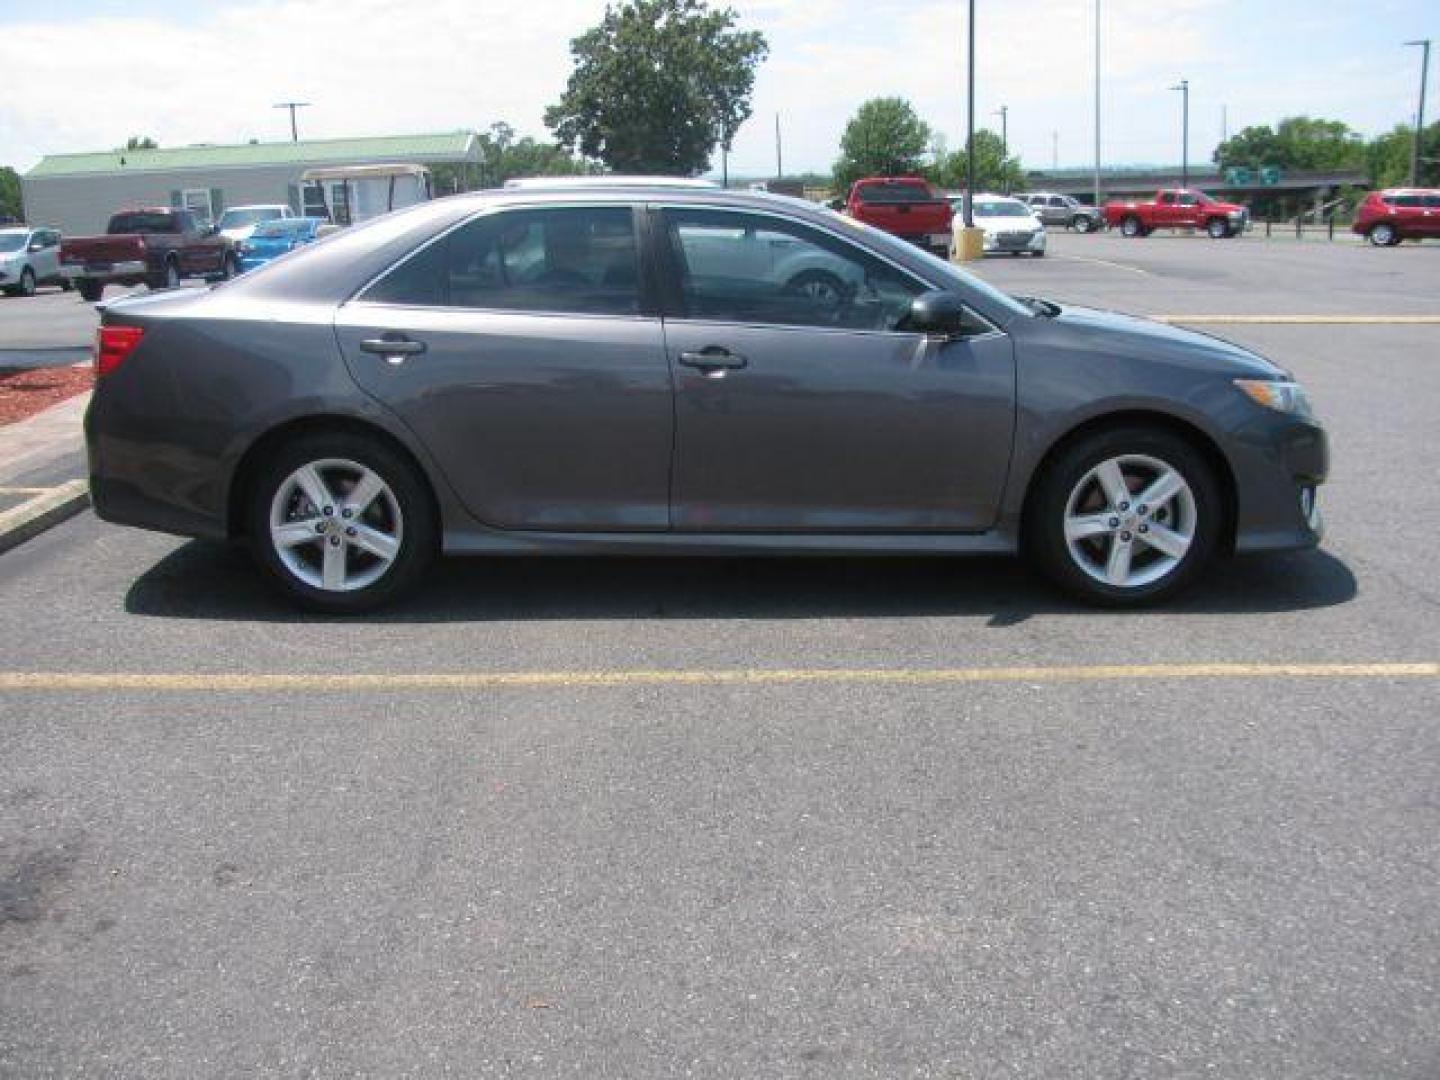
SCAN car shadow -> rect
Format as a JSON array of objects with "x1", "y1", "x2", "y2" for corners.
[{"x1": 123, "y1": 541, "x2": 1358, "y2": 625}]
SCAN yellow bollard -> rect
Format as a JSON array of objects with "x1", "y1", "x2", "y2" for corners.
[{"x1": 951, "y1": 227, "x2": 985, "y2": 263}]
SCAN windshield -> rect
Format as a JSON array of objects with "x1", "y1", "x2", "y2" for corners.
[
  {"x1": 855, "y1": 182, "x2": 939, "y2": 205},
  {"x1": 0, "y1": 233, "x2": 25, "y2": 253},
  {"x1": 220, "y1": 207, "x2": 285, "y2": 229},
  {"x1": 973, "y1": 199, "x2": 1032, "y2": 218},
  {"x1": 109, "y1": 212, "x2": 175, "y2": 234},
  {"x1": 253, "y1": 219, "x2": 310, "y2": 239}
]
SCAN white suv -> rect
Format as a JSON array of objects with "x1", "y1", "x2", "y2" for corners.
[{"x1": 0, "y1": 226, "x2": 67, "y2": 297}]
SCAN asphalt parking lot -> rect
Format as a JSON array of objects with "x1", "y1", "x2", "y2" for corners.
[{"x1": 2, "y1": 232, "x2": 1437, "y2": 1077}]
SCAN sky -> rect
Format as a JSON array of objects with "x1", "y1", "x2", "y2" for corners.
[{"x1": 0, "y1": 0, "x2": 1433, "y2": 177}]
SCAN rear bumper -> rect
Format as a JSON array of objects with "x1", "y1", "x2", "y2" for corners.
[{"x1": 62, "y1": 260, "x2": 146, "y2": 281}]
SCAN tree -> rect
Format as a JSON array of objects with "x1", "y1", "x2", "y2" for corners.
[
  {"x1": 1366, "y1": 121, "x2": 1440, "y2": 187},
  {"x1": 545, "y1": 0, "x2": 768, "y2": 175},
  {"x1": 832, "y1": 98, "x2": 932, "y2": 192},
  {"x1": 928, "y1": 129, "x2": 1024, "y2": 194},
  {"x1": 429, "y1": 122, "x2": 597, "y2": 194},
  {"x1": 124, "y1": 136, "x2": 159, "y2": 151},
  {"x1": 1213, "y1": 116, "x2": 1364, "y2": 172},
  {"x1": 0, "y1": 167, "x2": 21, "y2": 221}
]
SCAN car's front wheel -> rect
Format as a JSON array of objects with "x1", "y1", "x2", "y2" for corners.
[
  {"x1": 1120, "y1": 215, "x2": 1144, "y2": 238},
  {"x1": 1027, "y1": 427, "x2": 1222, "y2": 606},
  {"x1": 247, "y1": 432, "x2": 436, "y2": 613},
  {"x1": 77, "y1": 279, "x2": 104, "y2": 302},
  {"x1": 1368, "y1": 222, "x2": 1397, "y2": 247},
  {"x1": 1206, "y1": 217, "x2": 1230, "y2": 239},
  {"x1": 1072, "y1": 215, "x2": 1094, "y2": 233}
]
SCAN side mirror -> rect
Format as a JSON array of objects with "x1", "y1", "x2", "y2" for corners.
[{"x1": 905, "y1": 291, "x2": 975, "y2": 338}]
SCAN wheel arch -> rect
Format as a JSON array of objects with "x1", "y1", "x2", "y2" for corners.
[
  {"x1": 1019, "y1": 409, "x2": 1238, "y2": 554},
  {"x1": 225, "y1": 414, "x2": 441, "y2": 540}
]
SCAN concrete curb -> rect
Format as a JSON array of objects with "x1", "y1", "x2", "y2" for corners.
[{"x1": 0, "y1": 480, "x2": 90, "y2": 555}]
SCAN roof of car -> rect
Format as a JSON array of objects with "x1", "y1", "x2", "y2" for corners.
[{"x1": 503, "y1": 175, "x2": 718, "y2": 190}]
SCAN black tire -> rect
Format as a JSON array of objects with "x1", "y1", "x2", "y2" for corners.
[
  {"x1": 1368, "y1": 223, "x2": 1397, "y2": 247},
  {"x1": 222, "y1": 253, "x2": 238, "y2": 280},
  {"x1": 77, "y1": 279, "x2": 105, "y2": 302},
  {"x1": 1031, "y1": 249, "x2": 1046, "y2": 257},
  {"x1": 1120, "y1": 215, "x2": 1144, "y2": 238},
  {"x1": 1072, "y1": 215, "x2": 1095, "y2": 234},
  {"x1": 1025, "y1": 426, "x2": 1223, "y2": 607},
  {"x1": 59, "y1": 278, "x2": 74, "y2": 292},
  {"x1": 17, "y1": 267, "x2": 36, "y2": 297},
  {"x1": 246, "y1": 431, "x2": 437, "y2": 614},
  {"x1": 1206, "y1": 217, "x2": 1229, "y2": 239}
]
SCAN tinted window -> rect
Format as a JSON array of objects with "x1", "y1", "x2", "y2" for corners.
[
  {"x1": 1049, "y1": 196, "x2": 1067, "y2": 207},
  {"x1": 0, "y1": 233, "x2": 24, "y2": 252},
  {"x1": 364, "y1": 206, "x2": 640, "y2": 316},
  {"x1": 1159, "y1": 193, "x2": 1175, "y2": 205},
  {"x1": 219, "y1": 207, "x2": 286, "y2": 229},
  {"x1": 854, "y1": 182, "x2": 939, "y2": 205},
  {"x1": 665, "y1": 209, "x2": 921, "y2": 332},
  {"x1": 973, "y1": 200, "x2": 1031, "y2": 218},
  {"x1": 1424, "y1": 195, "x2": 1440, "y2": 208},
  {"x1": 108, "y1": 212, "x2": 177, "y2": 234},
  {"x1": 1177, "y1": 193, "x2": 1198, "y2": 206},
  {"x1": 1393, "y1": 195, "x2": 1424, "y2": 208}
]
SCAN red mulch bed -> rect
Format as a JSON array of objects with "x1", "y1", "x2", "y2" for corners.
[{"x1": 0, "y1": 365, "x2": 94, "y2": 427}]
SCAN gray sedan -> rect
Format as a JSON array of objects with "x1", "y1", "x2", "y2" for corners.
[{"x1": 85, "y1": 184, "x2": 1327, "y2": 612}]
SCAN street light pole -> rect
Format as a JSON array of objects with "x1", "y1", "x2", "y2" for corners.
[
  {"x1": 994, "y1": 105, "x2": 1008, "y2": 193},
  {"x1": 1170, "y1": 79, "x2": 1190, "y2": 188},
  {"x1": 1404, "y1": 40, "x2": 1431, "y2": 186},
  {"x1": 965, "y1": 0, "x2": 975, "y2": 228},
  {"x1": 1093, "y1": 0, "x2": 1102, "y2": 207},
  {"x1": 273, "y1": 101, "x2": 311, "y2": 142}
]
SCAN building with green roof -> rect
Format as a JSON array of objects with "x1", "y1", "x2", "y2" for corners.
[{"x1": 22, "y1": 131, "x2": 483, "y2": 234}]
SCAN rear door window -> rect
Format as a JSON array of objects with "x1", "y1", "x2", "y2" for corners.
[{"x1": 363, "y1": 206, "x2": 641, "y2": 317}]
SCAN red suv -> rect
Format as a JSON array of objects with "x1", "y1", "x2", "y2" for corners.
[{"x1": 1352, "y1": 188, "x2": 1440, "y2": 246}]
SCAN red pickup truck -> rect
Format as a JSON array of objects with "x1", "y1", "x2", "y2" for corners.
[
  {"x1": 845, "y1": 177, "x2": 954, "y2": 255},
  {"x1": 60, "y1": 208, "x2": 236, "y2": 301},
  {"x1": 1102, "y1": 189, "x2": 1249, "y2": 239}
]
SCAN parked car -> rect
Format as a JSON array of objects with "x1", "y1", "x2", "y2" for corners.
[
  {"x1": 1103, "y1": 189, "x2": 1249, "y2": 238},
  {"x1": 845, "y1": 177, "x2": 953, "y2": 255},
  {"x1": 85, "y1": 183, "x2": 1327, "y2": 613},
  {"x1": 1351, "y1": 188, "x2": 1440, "y2": 246},
  {"x1": 216, "y1": 204, "x2": 294, "y2": 245},
  {"x1": 60, "y1": 209, "x2": 236, "y2": 302},
  {"x1": 236, "y1": 217, "x2": 324, "y2": 273},
  {"x1": 0, "y1": 225, "x2": 68, "y2": 297},
  {"x1": 957, "y1": 194, "x2": 1046, "y2": 256},
  {"x1": 1021, "y1": 192, "x2": 1103, "y2": 233}
]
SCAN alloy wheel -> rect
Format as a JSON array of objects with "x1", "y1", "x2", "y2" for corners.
[
  {"x1": 1062, "y1": 454, "x2": 1197, "y2": 589},
  {"x1": 268, "y1": 458, "x2": 404, "y2": 592}
]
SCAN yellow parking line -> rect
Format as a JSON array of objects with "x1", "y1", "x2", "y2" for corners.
[
  {"x1": 0, "y1": 662, "x2": 1433, "y2": 693},
  {"x1": 1161, "y1": 315, "x2": 1440, "y2": 325}
]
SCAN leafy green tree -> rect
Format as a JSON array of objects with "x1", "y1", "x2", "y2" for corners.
[
  {"x1": 0, "y1": 167, "x2": 21, "y2": 221},
  {"x1": 928, "y1": 129, "x2": 1024, "y2": 194},
  {"x1": 832, "y1": 98, "x2": 932, "y2": 192},
  {"x1": 124, "y1": 136, "x2": 158, "y2": 151},
  {"x1": 1366, "y1": 121, "x2": 1440, "y2": 187},
  {"x1": 545, "y1": 0, "x2": 768, "y2": 175},
  {"x1": 1213, "y1": 116, "x2": 1364, "y2": 171},
  {"x1": 430, "y1": 122, "x2": 597, "y2": 193}
]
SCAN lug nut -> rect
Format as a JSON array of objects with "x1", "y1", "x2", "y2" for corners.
[
  {"x1": 1118, "y1": 501, "x2": 1130, "y2": 511},
  {"x1": 314, "y1": 523, "x2": 326, "y2": 534},
  {"x1": 323, "y1": 506, "x2": 334, "y2": 516},
  {"x1": 345, "y1": 526, "x2": 357, "y2": 537},
  {"x1": 1139, "y1": 524, "x2": 1149, "y2": 533},
  {"x1": 1120, "y1": 531, "x2": 1132, "y2": 542},
  {"x1": 1108, "y1": 517, "x2": 1120, "y2": 528},
  {"x1": 342, "y1": 508, "x2": 353, "y2": 519},
  {"x1": 1137, "y1": 504, "x2": 1148, "y2": 515},
  {"x1": 329, "y1": 536, "x2": 341, "y2": 546}
]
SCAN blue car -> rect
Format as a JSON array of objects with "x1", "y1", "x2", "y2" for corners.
[{"x1": 236, "y1": 217, "x2": 324, "y2": 273}]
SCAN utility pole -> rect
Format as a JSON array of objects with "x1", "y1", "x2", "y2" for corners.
[
  {"x1": 1093, "y1": 0, "x2": 1102, "y2": 207},
  {"x1": 1171, "y1": 79, "x2": 1190, "y2": 188},
  {"x1": 1053, "y1": 129, "x2": 1059, "y2": 171},
  {"x1": 1220, "y1": 103, "x2": 1228, "y2": 144},
  {"x1": 1405, "y1": 40, "x2": 1431, "y2": 185},
  {"x1": 965, "y1": 0, "x2": 975, "y2": 227},
  {"x1": 273, "y1": 101, "x2": 311, "y2": 142},
  {"x1": 774, "y1": 113, "x2": 783, "y2": 179},
  {"x1": 994, "y1": 105, "x2": 1009, "y2": 193}
]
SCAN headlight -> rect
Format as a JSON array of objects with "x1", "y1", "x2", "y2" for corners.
[{"x1": 1234, "y1": 378, "x2": 1313, "y2": 417}]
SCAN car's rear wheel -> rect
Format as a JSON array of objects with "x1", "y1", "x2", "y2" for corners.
[
  {"x1": 77, "y1": 279, "x2": 104, "y2": 302},
  {"x1": 17, "y1": 267, "x2": 36, "y2": 297},
  {"x1": 247, "y1": 432, "x2": 436, "y2": 613},
  {"x1": 1027, "y1": 427, "x2": 1222, "y2": 606},
  {"x1": 1072, "y1": 215, "x2": 1094, "y2": 233},
  {"x1": 1368, "y1": 222, "x2": 1397, "y2": 247},
  {"x1": 1120, "y1": 215, "x2": 1144, "y2": 238}
]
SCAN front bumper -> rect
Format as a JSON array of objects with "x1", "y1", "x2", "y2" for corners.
[
  {"x1": 1231, "y1": 412, "x2": 1328, "y2": 554},
  {"x1": 982, "y1": 230, "x2": 1046, "y2": 253}
]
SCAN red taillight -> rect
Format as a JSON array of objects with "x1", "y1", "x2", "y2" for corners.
[{"x1": 95, "y1": 325, "x2": 145, "y2": 376}]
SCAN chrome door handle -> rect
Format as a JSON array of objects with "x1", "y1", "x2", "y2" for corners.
[
  {"x1": 359, "y1": 336, "x2": 427, "y2": 365},
  {"x1": 678, "y1": 348, "x2": 747, "y2": 375}
]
